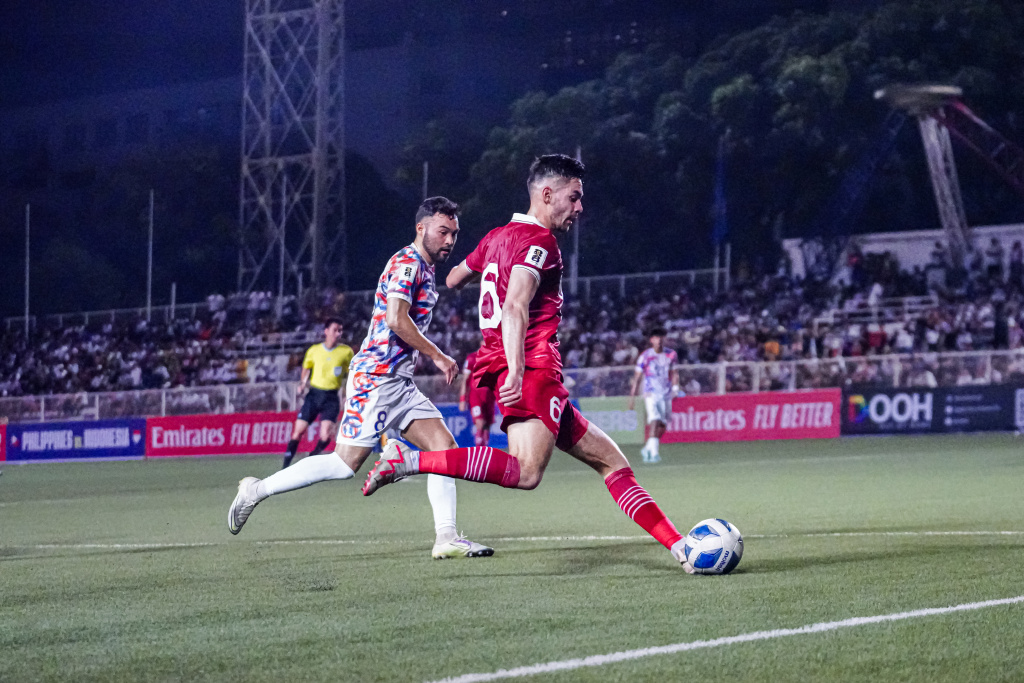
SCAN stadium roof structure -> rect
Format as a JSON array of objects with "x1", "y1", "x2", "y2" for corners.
[
  {"x1": 873, "y1": 84, "x2": 963, "y2": 116},
  {"x1": 874, "y1": 84, "x2": 972, "y2": 262}
]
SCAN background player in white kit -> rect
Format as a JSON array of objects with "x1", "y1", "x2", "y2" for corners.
[
  {"x1": 228, "y1": 196, "x2": 492, "y2": 559},
  {"x1": 628, "y1": 328, "x2": 679, "y2": 464}
]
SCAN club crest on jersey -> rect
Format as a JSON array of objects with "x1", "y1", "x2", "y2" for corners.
[
  {"x1": 526, "y1": 245, "x2": 547, "y2": 268},
  {"x1": 403, "y1": 265, "x2": 414, "y2": 279}
]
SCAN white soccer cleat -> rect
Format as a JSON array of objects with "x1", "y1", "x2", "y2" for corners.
[
  {"x1": 648, "y1": 452, "x2": 662, "y2": 464},
  {"x1": 431, "y1": 536, "x2": 495, "y2": 560},
  {"x1": 362, "y1": 439, "x2": 419, "y2": 496},
  {"x1": 640, "y1": 447, "x2": 651, "y2": 463},
  {"x1": 671, "y1": 539, "x2": 696, "y2": 574},
  {"x1": 228, "y1": 476, "x2": 261, "y2": 535}
]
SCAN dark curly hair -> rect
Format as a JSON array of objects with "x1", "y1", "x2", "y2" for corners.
[{"x1": 415, "y1": 196, "x2": 460, "y2": 224}]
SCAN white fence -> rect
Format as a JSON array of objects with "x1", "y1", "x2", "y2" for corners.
[
  {"x1": 5, "y1": 348, "x2": 1024, "y2": 423},
  {"x1": 0, "y1": 383, "x2": 299, "y2": 424},
  {"x1": 2, "y1": 268, "x2": 728, "y2": 333}
]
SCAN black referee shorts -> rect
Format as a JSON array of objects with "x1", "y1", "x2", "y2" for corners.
[{"x1": 297, "y1": 387, "x2": 341, "y2": 423}]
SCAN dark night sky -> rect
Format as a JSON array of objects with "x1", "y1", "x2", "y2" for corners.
[
  {"x1": 0, "y1": 1, "x2": 870, "y2": 110},
  {"x1": 0, "y1": 0, "x2": 243, "y2": 109}
]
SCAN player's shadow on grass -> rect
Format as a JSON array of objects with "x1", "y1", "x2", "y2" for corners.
[
  {"x1": 0, "y1": 544, "x2": 217, "y2": 563},
  {"x1": 742, "y1": 541, "x2": 1022, "y2": 574},
  {"x1": 436, "y1": 541, "x2": 679, "y2": 578}
]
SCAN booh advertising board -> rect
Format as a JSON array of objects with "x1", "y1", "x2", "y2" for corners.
[
  {"x1": 5, "y1": 419, "x2": 147, "y2": 462},
  {"x1": 841, "y1": 385, "x2": 1024, "y2": 434},
  {"x1": 660, "y1": 389, "x2": 841, "y2": 443}
]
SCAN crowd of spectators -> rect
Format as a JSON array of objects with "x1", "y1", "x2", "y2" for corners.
[{"x1": 5, "y1": 237, "x2": 1024, "y2": 399}]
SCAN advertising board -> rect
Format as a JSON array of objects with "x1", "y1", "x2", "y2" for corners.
[
  {"x1": 661, "y1": 389, "x2": 841, "y2": 444},
  {"x1": 0, "y1": 423, "x2": 6, "y2": 461},
  {"x1": 146, "y1": 412, "x2": 323, "y2": 457},
  {"x1": 843, "y1": 385, "x2": 1024, "y2": 434},
  {"x1": 436, "y1": 404, "x2": 509, "y2": 449},
  {"x1": 577, "y1": 396, "x2": 645, "y2": 445},
  {"x1": 147, "y1": 406, "x2": 511, "y2": 457},
  {"x1": 6, "y1": 419, "x2": 147, "y2": 462}
]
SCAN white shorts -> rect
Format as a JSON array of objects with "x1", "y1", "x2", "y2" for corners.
[
  {"x1": 336, "y1": 372, "x2": 443, "y2": 447},
  {"x1": 644, "y1": 395, "x2": 672, "y2": 425}
]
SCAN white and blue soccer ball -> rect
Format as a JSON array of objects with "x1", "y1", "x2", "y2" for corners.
[{"x1": 684, "y1": 518, "x2": 743, "y2": 575}]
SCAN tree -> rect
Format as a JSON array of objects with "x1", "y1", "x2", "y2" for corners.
[{"x1": 405, "y1": 0, "x2": 1024, "y2": 277}]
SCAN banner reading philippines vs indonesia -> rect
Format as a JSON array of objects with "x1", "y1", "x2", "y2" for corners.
[
  {"x1": 661, "y1": 389, "x2": 841, "y2": 443},
  {"x1": 6, "y1": 419, "x2": 146, "y2": 462}
]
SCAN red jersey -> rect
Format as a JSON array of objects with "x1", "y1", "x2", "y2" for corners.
[
  {"x1": 465, "y1": 213, "x2": 563, "y2": 375},
  {"x1": 463, "y1": 350, "x2": 479, "y2": 375}
]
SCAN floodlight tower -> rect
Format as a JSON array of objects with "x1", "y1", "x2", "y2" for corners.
[
  {"x1": 238, "y1": 0, "x2": 346, "y2": 298},
  {"x1": 875, "y1": 85, "x2": 971, "y2": 263}
]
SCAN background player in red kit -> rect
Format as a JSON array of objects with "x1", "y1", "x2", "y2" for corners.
[
  {"x1": 459, "y1": 349, "x2": 495, "y2": 446},
  {"x1": 364, "y1": 154, "x2": 694, "y2": 571}
]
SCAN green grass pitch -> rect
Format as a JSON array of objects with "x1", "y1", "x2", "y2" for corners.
[{"x1": 2, "y1": 434, "x2": 1024, "y2": 682}]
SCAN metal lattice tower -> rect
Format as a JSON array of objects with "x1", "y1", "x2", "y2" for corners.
[
  {"x1": 238, "y1": 0, "x2": 346, "y2": 298},
  {"x1": 876, "y1": 85, "x2": 971, "y2": 263}
]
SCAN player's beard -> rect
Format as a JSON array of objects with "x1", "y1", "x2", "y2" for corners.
[{"x1": 424, "y1": 234, "x2": 453, "y2": 263}]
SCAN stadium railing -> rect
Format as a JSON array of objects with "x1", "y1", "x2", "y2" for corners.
[
  {"x1": 0, "y1": 382, "x2": 297, "y2": 423},
  {"x1": 3, "y1": 302, "x2": 209, "y2": 332},
  {"x1": 1, "y1": 268, "x2": 726, "y2": 333},
  {"x1": 237, "y1": 330, "x2": 322, "y2": 355},
  {"x1": 5, "y1": 348, "x2": 1021, "y2": 423},
  {"x1": 812, "y1": 294, "x2": 939, "y2": 331}
]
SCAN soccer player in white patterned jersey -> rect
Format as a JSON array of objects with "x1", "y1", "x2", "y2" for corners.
[
  {"x1": 628, "y1": 328, "x2": 680, "y2": 464},
  {"x1": 228, "y1": 196, "x2": 492, "y2": 559}
]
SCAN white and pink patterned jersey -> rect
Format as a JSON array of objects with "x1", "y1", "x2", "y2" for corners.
[
  {"x1": 350, "y1": 245, "x2": 436, "y2": 377},
  {"x1": 636, "y1": 347, "x2": 678, "y2": 398}
]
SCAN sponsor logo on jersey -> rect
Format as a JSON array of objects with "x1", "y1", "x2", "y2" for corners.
[{"x1": 526, "y1": 245, "x2": 547, "y2": 268}]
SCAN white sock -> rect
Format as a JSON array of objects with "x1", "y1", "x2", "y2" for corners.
[
  {"x1": 645, "y1": 436, "x2": 658, "y2": 453},
  {"x1": 427, "y1": 474, "x2": 458, "y2": 543},
  {"x1": 651, "y1": 438, "x2": 660, "y2": 456},
  {"x1": 256, "y1": 453, "x2": 354, "y2": 499}
]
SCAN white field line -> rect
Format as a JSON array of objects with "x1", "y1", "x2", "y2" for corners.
[
  {"x1": 10, "y1": 530, "x2": 1024, "y2": 552},
  {"x1": 756, "y1": 531, "x2": 1024, "y2": 538},
  {"x1": 30, "y1": 542, "x2": 217, "y2": 550},
  {"x1": 0, "y1": 498, "x2": 88, "y2": 507},
  {"x1": 427, "y1": 595, "x2": 1024, "y2": 683}
]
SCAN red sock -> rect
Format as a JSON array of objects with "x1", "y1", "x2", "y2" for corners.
[
  {"x1": 419, "y1": 447, "x2": 520, "y2": 488},
  {"x1": 605, "y1": 467, "x2": 683, "y2": 549},
  {"x1": 473, "y1": 425, "x2": 490, "y2": 447}
]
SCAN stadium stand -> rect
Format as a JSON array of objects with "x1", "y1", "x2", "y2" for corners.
[{"x1": 3, "y1": 243, "x2": 1024, "y2": 401}]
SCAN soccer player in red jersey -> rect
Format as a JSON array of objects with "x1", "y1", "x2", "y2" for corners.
[
  {"x1": 459, "y1": 349, "x2": 495, "y2": 447},
  {"x1": 363, "y1": 154, "x2": 694, "y2": 571}
]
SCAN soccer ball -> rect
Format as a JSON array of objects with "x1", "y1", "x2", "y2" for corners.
[{"x1": 684, "y1": 518, "x2": 743, "y2": 575}]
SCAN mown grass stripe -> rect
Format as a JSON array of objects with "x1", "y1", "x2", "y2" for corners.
[
  {"x1": 10, "y1": 529, "x2": 1024, "y2": 552},
  {"x1": 429, "y1": 596, "x2": 1024, "y2": 683}
]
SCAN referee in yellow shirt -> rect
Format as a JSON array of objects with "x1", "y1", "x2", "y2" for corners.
[{"x1": 283, "y1": 318, "x2": 354, "y2": 469}]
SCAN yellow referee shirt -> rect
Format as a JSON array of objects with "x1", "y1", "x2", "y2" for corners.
[{"x1": 302, "y1": 343, "x2": 354, "y2": 391}]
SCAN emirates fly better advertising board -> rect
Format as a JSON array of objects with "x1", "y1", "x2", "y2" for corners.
[{"x1": 660, "y1": 390, "x2": 841, "y2": 443}]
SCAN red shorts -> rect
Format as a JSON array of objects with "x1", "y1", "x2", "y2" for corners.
[
  {"x1": 479, "y1": 366, "x2": 589, "y2": 451},
  {"x1": 468, "y1": 386, "x2": 496, "y2": 426}
]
